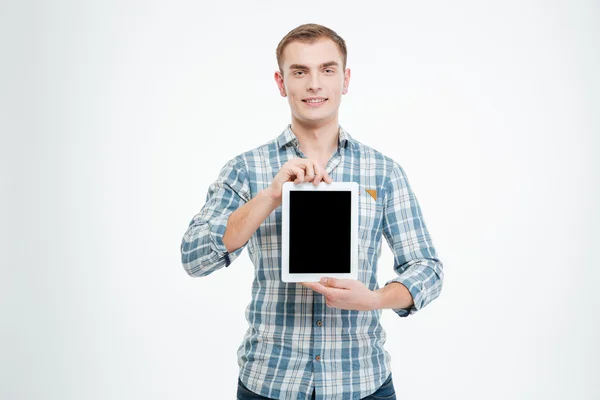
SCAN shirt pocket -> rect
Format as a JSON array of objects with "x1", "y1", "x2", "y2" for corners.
[{"x1": 358, "y1": 185, "x2": 382, "y2": 239}]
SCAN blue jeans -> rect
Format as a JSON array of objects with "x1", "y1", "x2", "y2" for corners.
[{"x1": 237, "y1": 373, "x2": 396, "y2": 400}]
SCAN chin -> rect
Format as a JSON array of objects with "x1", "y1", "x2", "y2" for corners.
[
  {"x1": 300, "y1": 109, "x2": 332, "y2": 119},
  {"x1": 299, "y1": 112, "x2": 328, "y2": 121}
]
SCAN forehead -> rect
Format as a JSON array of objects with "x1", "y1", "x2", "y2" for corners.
[{"x1": 282, "y1": 38, "x2": 343, "y2": 68}]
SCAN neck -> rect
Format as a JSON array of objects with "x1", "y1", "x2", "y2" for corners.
[{"x1": 290, "y1": 115, "x2": 340, "y2": 156}]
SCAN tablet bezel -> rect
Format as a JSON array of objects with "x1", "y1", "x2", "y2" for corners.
[{"x1": 281, "y1": 181, "x2": 358, "y2": 283}]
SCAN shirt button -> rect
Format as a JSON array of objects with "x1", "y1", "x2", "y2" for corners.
[
  {"x1": 316, "y1": 320, "x2": 322, "y2": 327},
  {"x1": 315, "y1": 355, "x2": 321, "y2": 361}
]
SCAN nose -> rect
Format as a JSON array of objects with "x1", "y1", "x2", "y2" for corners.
[{"x1": 307, "y1": 73, "x2": 322, "y2": 92}]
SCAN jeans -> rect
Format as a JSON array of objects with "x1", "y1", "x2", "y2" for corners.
[{"x1": 237, "y1": 373, "x2": 396, "y2": 400}]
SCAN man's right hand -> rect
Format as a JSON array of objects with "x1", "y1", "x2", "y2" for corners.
[{"x1": 266, "y1": 159, "x2": 333, "y2": 205}]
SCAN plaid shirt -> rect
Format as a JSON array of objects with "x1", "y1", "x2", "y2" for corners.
[{"x1": 181, "y1": 124, "x2": 444, "y2": 400}]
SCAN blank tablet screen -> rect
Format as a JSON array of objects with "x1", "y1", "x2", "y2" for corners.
[{"x1": 289, "y1": 190, "x2": 351, "y2": 274}]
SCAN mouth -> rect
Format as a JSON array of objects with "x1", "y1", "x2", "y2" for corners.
[{"x1": 302, "y1": 97, "x2": 328, "y2": 107}]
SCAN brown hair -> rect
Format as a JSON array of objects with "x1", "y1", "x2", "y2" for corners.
[{"x1": 276, "y1": 23, "x2": 347, "y2": 75}]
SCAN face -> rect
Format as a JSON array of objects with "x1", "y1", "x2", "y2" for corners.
[{"x1": 275, "y1": 38, "x2": 350, "y2": 127}]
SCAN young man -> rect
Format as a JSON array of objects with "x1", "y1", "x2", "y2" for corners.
[{"x1": 180, "y1": 23, "x2": 444, "y2": 400}]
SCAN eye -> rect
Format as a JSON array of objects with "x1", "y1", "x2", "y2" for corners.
[
  {"x1": 325, "y1": 68, "x2": 335, "y2": 73},
  {"x1": 293, "y1": 71, "x2": 305, "y2": 76}
]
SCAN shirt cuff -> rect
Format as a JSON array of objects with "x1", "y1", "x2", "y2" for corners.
[
  {"x1": 206, "y1": 214, "x2": 247, "y2": 267},
  {"x1": 384, "y1": 272, "x2": 425, "y2": 318}
]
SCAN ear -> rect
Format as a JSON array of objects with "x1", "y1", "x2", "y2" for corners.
[
  {"x1": 274, "y1": 71, "x2": 287, "y2": 97},
  {"x1": 342, "y1": 68, "x2": 351, "y2": 95}
]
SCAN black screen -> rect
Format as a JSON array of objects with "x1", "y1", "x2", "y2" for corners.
[{"x1": 289, "y1": 190, "x2": 351, "y2": 274}]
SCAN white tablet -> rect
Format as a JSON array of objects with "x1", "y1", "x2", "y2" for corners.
[{"x1": 281, "y1": 181, "x2": 358, "y2": 283}]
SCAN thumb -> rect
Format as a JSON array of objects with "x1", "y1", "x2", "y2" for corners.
[{"x1": 320, "y1": 277, "x2": 351, "y2": 289}]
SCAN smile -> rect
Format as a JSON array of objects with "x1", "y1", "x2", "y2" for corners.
[{"x1": 302, "y1": 98, "x2": 328, "y2": 106}]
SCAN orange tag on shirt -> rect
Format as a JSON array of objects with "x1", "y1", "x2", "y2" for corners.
[{"x1": 366, "y1": 189, "x2": 377, "y2": 201}]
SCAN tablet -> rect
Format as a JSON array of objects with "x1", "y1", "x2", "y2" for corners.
[{"x1": 281, "y1": 181, "x2": 358, "y2": 283}]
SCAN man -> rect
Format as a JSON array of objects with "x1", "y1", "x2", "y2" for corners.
[{"x1": 180, "y1": 23, "x2": 444, "y2": 400}]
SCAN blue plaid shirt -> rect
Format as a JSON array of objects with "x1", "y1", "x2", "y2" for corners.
[{"x1": 181, "y1": 124, "x2": 444, "y2": 400}]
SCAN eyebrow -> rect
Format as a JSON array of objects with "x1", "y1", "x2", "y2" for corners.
[{"x1": 288, "y1": 61, "x2": 339, "y2": 70}]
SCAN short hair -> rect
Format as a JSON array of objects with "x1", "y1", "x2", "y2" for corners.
[{"x1": 276, "y1": 23, "x2": 347, "y2": 75}]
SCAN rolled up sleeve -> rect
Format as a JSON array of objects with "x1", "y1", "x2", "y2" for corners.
[
  {"x1": 381, "y1": 161, "x2": 444, "y2": 317},
  {"x1": 180, "y1": 155, "x2": 251, "y2": 277}
]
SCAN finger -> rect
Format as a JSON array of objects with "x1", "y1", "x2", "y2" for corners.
[
  {"x1": 291, "y1": 166, "x2": 304, "y2": 184},
  {"x1": 304, "y1": 162, "x2": 315, "y2": 183},
  {"x1": 321, "y1": 277, "x2": 353, "y2": 289},
  {"x1": 324, "y1": 170, "x2": 333, "y2": 184},
  {"x1": 287, "y1": 165, "x2": 301, "y2": 183},
  {"x1": 300, "y1": 282, "x2": 322, "y2": 293},
  {"x1": 312, "y1": 164, "x2": 323, "y2": 185},
  {"x1": 302, "y1": 282, "x2": 336, "y2": 297}
]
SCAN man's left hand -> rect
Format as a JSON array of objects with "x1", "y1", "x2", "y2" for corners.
[{"x1": 300, "y1": 277, "x2": 380, "y2": 311}]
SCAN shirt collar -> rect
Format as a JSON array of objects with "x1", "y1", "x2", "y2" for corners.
[{"x1": 276, "y1": 124, "x2": 356, "y2": 150}]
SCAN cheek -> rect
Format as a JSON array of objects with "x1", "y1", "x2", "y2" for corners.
[
  {"x1": 286, "y1": 88, "x2": 300, "y2": 102},
  {"x1": 289, "y1": 95, "x2": 302, "y2": 106}
]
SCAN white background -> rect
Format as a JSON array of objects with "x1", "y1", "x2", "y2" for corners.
[{"x1": 2, "y1": 1, "x2": 599, "y2": 399}]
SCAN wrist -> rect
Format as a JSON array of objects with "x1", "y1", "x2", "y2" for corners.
[{"x1": 262, "y1": 187, "x2": 281, "y2": 206}]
